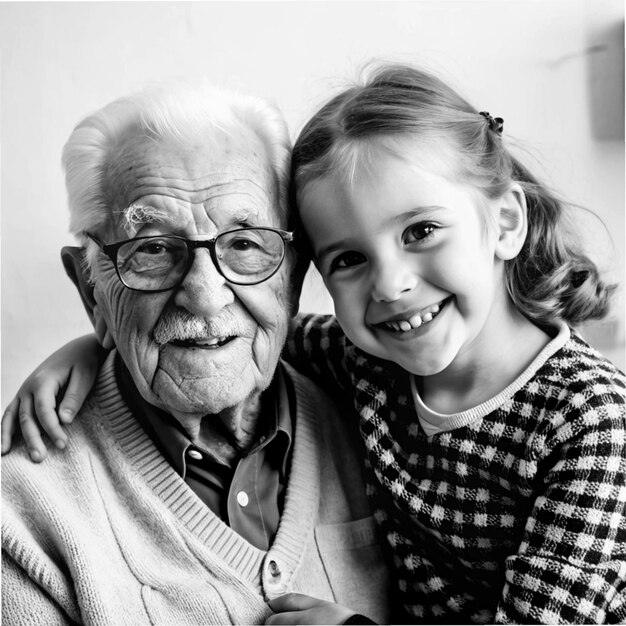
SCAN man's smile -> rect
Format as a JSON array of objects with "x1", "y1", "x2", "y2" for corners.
[{"x1": 169, "y1": 335, "x2": 237, "y2": 349}]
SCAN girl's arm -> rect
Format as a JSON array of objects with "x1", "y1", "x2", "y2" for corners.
[
  {"x1": 285, "y1": 313, "x2": 354, "y2": 394},
  {"x1": 1, "y1": 334, "x2": 106, "y2": 462},
  {"x1": 497, "y1": 397, "x2": 626, "y2": 623}
]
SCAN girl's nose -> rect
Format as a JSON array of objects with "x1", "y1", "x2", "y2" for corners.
[{"x1": 371, "y1": 259, "x2": 419, "y2": 303}]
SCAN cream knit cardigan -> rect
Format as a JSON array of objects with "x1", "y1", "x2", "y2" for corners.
[{"x1": 2, "y1": 354, "x2": 390, "y2": 625}]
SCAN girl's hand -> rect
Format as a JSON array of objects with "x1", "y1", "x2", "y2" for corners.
[
  {"x1": 1, "y1": 334, "x2": 105, "y2": 462},
  {"x1": 266, "y1": 593, "x2": 361, "y2": 625}
]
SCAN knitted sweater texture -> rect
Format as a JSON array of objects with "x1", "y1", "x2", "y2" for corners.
[
  {"x1": 288, "y1": 314, "x2": 626, "y2": 624},
  {"x1": 2, "y1": 353, "x2": 390, "y2": 625}
]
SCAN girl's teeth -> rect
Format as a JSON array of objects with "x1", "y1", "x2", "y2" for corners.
[
  {"x1": 382, "y1": 298, "x2": 447, "y2": 332},
  {"x1": 408, "y1": 314, "x2": 422, "y2": 328}
]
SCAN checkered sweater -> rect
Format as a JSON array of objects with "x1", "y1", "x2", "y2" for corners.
[{"x1": 287, "y1": 314, "x2": 626, "y2": 624}]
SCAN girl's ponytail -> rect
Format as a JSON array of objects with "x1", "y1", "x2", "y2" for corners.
[{"x1": 506, "y1": 160, "x2": 615, "y2": 326}]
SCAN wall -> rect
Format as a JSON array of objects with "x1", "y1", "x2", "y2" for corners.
[{"x1": 1, "y1": 0, "x2": 624, "y2": 402}]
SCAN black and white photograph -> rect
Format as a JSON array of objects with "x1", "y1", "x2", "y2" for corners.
[{"x1": 1, "y1": 1, "x2": 624, "y2": 624}]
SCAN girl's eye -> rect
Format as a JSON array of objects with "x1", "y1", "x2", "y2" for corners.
[
  {"x1": 329, "y1": 251, "x2": 367, "y2": 273},
  {"x1": 403, "y1": 222, "x2": 438, "y2": 244}
]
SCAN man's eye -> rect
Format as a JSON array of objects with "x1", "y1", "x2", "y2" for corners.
[
  {"x1": 404, "y1": 222, "x2": 437, "y2": 244},
  {"x1": 228, "y1": 238, "x2": 263, "y2": 251},
  {"x1": 137, "y1": 242, "x2": 170, "y2": 255},
  {"x1": 329, "y1": 251, "x2": 366, "y2": 272}
]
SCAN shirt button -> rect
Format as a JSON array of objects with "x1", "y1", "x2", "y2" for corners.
[
  {"x1": 187, "y1": 449, "x2": 203, "y2": 461},
  {"x1": 236, "y1": 491, "x2": 249, "y2": 507},
  {"x1": 268, "y1": 560, "x2": 280, "y2": 577}
]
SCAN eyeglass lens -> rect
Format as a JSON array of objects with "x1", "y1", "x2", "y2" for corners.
[{"x1": 115, "y1": 229, "x2": 286, "y2": 290}]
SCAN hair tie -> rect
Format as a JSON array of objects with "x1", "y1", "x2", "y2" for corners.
[
  {"x1": 572, "y1": 270, "x2": 589, "y2": 288},
  {"x1": 479, "y1": 111, "x2": 504, "y2": 134}
]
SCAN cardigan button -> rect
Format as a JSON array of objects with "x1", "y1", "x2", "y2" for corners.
[{"x1": 268, "y1": 560, "x2": 281, "y2": 578}]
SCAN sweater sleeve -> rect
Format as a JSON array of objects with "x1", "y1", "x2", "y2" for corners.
[
  {"x1": 1, "y1": 551, "x2": 74, "y2": 626},
  {"x1": 284, "y1": 313, "x2": 354, "y2": 393},
  {"x1": 495, "y1": 398, "x2": 626, "y2": 624}
]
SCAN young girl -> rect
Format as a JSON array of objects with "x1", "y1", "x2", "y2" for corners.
[{"x1": 3, "y1": 64, "x2": 625, "y2": 624}]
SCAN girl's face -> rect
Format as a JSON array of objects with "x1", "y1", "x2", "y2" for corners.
[{"x1": 298, "y1": 142, "x2": 521, "y2": 377}]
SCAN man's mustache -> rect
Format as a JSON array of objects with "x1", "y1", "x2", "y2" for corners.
[{"x1": 152, "y1": 307, "x2": 247, "y2": 345}]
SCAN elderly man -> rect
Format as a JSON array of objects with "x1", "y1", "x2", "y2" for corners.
[{"x1": 1, "y1": 85, "x2": 390, "y2": 624}]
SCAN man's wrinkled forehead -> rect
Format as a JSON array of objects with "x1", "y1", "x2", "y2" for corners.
[
  {"x1": 120, "y1": 180, "x2": 262, "y2": 233},
  {"x1": 103, "y1": 126, "x2": 279, "y2": 227}
]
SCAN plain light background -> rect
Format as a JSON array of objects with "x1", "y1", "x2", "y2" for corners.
[{"x1": 1, "y1": 0, "x2": 624, "y2": 403}]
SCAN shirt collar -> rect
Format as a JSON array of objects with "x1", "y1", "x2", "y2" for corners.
[{"x1": 115, "y1": 355, "x2": 293, "y2": 478}]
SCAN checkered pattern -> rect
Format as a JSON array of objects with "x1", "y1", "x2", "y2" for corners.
[{"x1": 287, "y1": 314, "x2": 626, "y2": 624}]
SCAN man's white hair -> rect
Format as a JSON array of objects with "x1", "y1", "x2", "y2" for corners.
[{"x1": 62, "y1": 81, "x2": 292, "y2": 268}]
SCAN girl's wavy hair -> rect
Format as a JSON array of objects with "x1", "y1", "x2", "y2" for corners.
[{"x1": 291, "y1": 63, "x2": 614, "y2": 326}]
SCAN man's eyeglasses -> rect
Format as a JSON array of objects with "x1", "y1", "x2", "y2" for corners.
[{"x1": 85, "y1": 228, "x2": 294, "y2": 292}]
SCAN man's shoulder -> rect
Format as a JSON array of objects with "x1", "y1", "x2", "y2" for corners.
[
  {"x1": 282, "y1": 361, "x2": 362, "y2": 442},
  {"x1": 2, "y1": 406, "x2": 97, "y2": 491},
  {"x1": 1, "y1": 393, "x2": 124, "y2": 512},
  {"x1": 282, "y1": 361, "x2": 352, "y2": 414}
]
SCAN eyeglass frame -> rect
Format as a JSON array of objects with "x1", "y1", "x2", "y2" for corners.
[{"x1": 84, "y1": 227, "x2": 295, "y2": 293}]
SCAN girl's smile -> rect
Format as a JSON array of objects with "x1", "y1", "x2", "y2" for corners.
[{"x1": 373, "y1": 295, "x2": 453, "y2": 333}]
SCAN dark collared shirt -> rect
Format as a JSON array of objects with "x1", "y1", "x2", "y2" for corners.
[{"x1": 116, "y1": 356, "x2": 293, "y2": 550}]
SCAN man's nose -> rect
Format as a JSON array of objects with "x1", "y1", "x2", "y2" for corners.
[
  {"x1": 370, "y1": 257, "x2": 419, "y2": 303},
  {"x1": 173, "y1": 249, "x2": 235, "y2": 316}
]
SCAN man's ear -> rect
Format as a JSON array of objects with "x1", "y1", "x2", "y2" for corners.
[
  {"x1": 494, "y1": 183, "x2": 528, "y2": 261},
  {"x1": 61, "y1": 247, "x2": 96, "y2": 324},
  {"x1": 61, "y1": 247, "x2": 115, "y2": 350}
]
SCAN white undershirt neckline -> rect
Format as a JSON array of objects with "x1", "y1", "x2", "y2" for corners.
[{"x1": 411, "y1": 322, "x2": 570, "y2": 437}]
